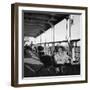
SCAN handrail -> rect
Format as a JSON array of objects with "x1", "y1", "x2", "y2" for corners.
[{"x1": 37, "y1": 39, "x2": 80, "y2": 45}]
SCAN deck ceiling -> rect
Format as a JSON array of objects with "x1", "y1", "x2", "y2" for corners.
[{"x1": 24, "y1": 11, "x2": 69, "y2": 37}]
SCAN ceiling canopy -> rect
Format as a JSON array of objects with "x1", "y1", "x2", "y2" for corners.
[{"x1": 24, "y1": 11, "x2": 69, "y2": 38}]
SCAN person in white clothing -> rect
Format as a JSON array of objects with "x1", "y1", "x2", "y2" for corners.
[{"x1": 54, "y1": 46, "x2": 71, "y2": 74}]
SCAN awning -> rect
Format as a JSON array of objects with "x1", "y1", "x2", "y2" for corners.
[{"x1": 24, "y1": 11, "x2": 69, "y2": 37}]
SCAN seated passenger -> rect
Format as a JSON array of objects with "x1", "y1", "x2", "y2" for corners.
[
  {"x1": 40, "y1": 55, "x2": 52, "y2": 68},
  {"x1": 54, "y1": 46, "x2": 71, "y2": 74},
  {"x1": 37, "y1": 46, "x2": 44, "y2": 58}
]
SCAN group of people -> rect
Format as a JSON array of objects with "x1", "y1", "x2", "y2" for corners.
[{"x1": 24, "y1": 43, "x2": 72, "y2": 76}]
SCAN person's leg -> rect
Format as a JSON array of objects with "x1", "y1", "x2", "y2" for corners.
[{"x1": 58, "y1": 64, "x2": 62, "y2": 75}]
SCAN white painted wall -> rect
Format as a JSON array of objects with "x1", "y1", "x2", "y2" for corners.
[{"x1": 0, "y1": 0, "x2": 89, "y2": 90}]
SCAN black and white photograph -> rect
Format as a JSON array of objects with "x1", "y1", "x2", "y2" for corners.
[
  {"x1": 11, "y1": 3, "x2": 87, "y2": 87},
  {"x1": 24, "y1": 11, "x2": 81, "y2": 77}
]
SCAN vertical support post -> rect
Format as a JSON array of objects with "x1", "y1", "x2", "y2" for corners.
[
  {"x1": 65, "y1": 15, "x2": 73, "y2": 42},
  {"x1": 65, "y1": 16, "x2": 70, "y2": 43},
  {"x1": 72, "y1": 42, "x2": 75, "y2": 63},
  {"x1": 52, "y1": 25, "x2": 55, "y2": 46},
  {"x1": 65, "y1": 15, "x2": 73, "y2": 63},
  {"x1": 48, "y1": 21, "x2": 55, "y2": 55},
  {"x1": 40, "y1": 35, "x2": 42, "y2": 45},
  {"x1": 48, "y1": 22, "x2": 55, "y2": 46}
]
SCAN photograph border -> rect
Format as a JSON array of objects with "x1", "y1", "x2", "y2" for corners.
[{"x1": 11, "y1": 3, "x2": 88, "y2": 87}]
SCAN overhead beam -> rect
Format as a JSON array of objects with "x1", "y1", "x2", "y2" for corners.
[
  {"x1": 24, "y1": 23, "x2": 45, "y2": 27},
  {"x1": 24, "y1": 19, "x2": 50, "y2": 24},
  {"x1": 24, "y1": 15, "x2": 50, "y2": 21}
]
